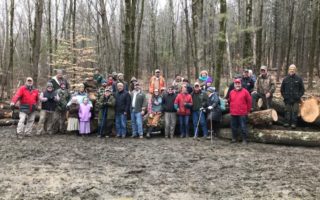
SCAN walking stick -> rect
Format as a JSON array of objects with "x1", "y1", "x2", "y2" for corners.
[{"x1": 194, "y1": 109, "x2": 203, "y2": 139}]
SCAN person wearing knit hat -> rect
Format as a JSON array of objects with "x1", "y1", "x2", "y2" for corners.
[
  {"x1": 206, "y1": 86, "x2": 221, "y2": 139},
  {"x1": 251, "y1": 65, "x2": 276, "y2": 111},
  {"x1": 129, "y1": 77, "x2": 138, "y2": 92},
  {"x1": 280, "y1": 64, "x2": 304, "y2": 129},
  {"x1": 37, "y1": 82, "x2": 60, "y2": 135},
  {"x1": 54, "y1": 79, "x2": 71, "y2": 134}
]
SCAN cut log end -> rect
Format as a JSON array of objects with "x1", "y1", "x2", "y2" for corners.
[
  {"x1": 271, "y1": 109, "x2": 278, "y2": 122},
  {"x1": 300, "y1": 97, "x2": 320, "y2": 123}
]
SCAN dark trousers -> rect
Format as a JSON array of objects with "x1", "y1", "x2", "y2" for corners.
[
  {"x1": 252, "y1": 93, "x2": 272, "y2": 109},
  {"x1": 285, "y1": 102, "x2": 299, "y2": 125},
  {"x1": 99, "y1": 119, "x2": 114, "y2": 137},
  {"x1": 231, "y1": 115, "x2": 248, "y2": 141}
]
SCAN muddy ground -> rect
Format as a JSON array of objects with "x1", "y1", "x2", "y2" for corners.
[{"x1": 0, "y1": 126, "x2": 319, "y2": 200}]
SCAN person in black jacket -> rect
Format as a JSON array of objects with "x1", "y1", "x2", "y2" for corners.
[
  {"x1": 115, "y1": 82, "x2": 131, "y2": 138},
  {"x1": 37, "y1": 82, "x2": 60, "y2": 135},
  {"x1": 162, "y1": 86, "x2": 177, "y2": 138},
  {"x1": 280, "y1": 64, "x2": 304, "y2": 128}
]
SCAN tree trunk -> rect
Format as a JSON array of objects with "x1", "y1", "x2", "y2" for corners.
[
  {"x1": 72, "y1": 0, "x2": 77, "y2": 64},
  {"x1": 47, "y1": 0, "x2": 53, "y2": 76},
  {"x1": 134, "y1": 0, "x2": 145, "y2": 78},
  {"x1": 7, "y1": 0, "x2": 14, "y2": 98},
  {"x1": 218, "y1": 128, "x2": 320, "y2": 147},
  {"x1": 308, "y1": 0, "x2": 319, "y2": 89},
  {"x1": 214, "y1": 0, "x2": 227, "y2": 91},
  {"x1": 255, "y1": 0, "x2": 263, "y2": 70},
  {"x1": 192, "y1": 0, "x2": 201, "y2": 77},
  {"x1": 285, "y1": 0, "x2": 295, "y2": 72},
  {"x1": 243, "y1": 0, "x2": 253, "y2": 65},
  {"x1": 32, "y1": 0, "x2": 44, "y2": 86},
  {"x1": 184, "y1": 0, "x2": 191, "y2": 80},
  {"x1": 272, "y1": 0, "x2": 279, "y2": 70}
]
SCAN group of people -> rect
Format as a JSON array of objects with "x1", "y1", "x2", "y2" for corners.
[{"x1": 10, "y1": 64, "x2": 304, "y2": 144}]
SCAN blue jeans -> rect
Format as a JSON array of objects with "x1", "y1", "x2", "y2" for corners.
[
  {"x1": 192, "y1": 111, "x2": 208, "y2": 137},
  {"x1": 231, "y1": 115, "x2": 248, "y2": 141},
  {"x1": 115, "y1": 113, "x2": 127, "y2": 137},
  {"x1": 179, "y1": 115, "x2": 190, "y2": 137},
  {"x1": 131, "y1": 111, "x2": 143, "y2": 136}
]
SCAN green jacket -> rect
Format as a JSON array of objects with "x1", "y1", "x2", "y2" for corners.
[
  {"x1": 191, "y1": 91, "x2": 208, "y2": 111},
  {"x1": 56, "y1": 89, "x2": 71, "y2": 112},
  {"x1": 96, "y1": 94, "x2": 116, "y2": 120},
  {"x1": 130, "y1": 90, "x2": 147, "y2": 113}
]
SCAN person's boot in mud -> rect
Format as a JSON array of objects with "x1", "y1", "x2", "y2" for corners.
[{"x1": 146, "y1": 127, "x2": 152, "y2": 138}]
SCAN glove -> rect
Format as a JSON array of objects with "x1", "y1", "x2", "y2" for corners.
[
  {"x1": 199, "y1": 107, "x2": 205, "y2": 111},
  {"x1": 10, "y1": 102, "x2": 15, "y2": 110},
  {"x1": 42, "y1": 97, "x2": 48, "y2": 102},
  {"x1": 208, "y1": 106, "x2": 213, "y2": 110}
]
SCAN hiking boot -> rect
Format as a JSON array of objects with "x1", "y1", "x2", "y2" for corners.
[
  {"x1": 283, "y1": 123, "x2": 289, "y2": 128},
  {"x1": 165, "y1": 135, "x2": 169, "y2": 139},
  {"x1": 146, "y1": 133, "x2": 151, "y2": 138},
  {"x1": 122, "y1": 135, "x2": 126, "y2": 139},
  {"x1": 97, "y1": 135, "x2": 102, "y2": 138},
  {"x1": 291, "y1": 124, "x2": 296, "y2": 129},
  {"x1": 131, "y1": 135, "x2": 137, "y2": 138},
  {"x1": 242, "y1": 140, "x2": 248, "y2": 145},
  {"x1": 170, "y1": 134, "x2": 174, "y2": 139},
  {"x1": 180, "y1": 134, "x2": 185, "y2": 138},
  {"x1": 139, "y1": 136, "x2": 143, "y2": 139},
  {"x1": 116, "y1": 135, "x2": 121, "y2": 138}
]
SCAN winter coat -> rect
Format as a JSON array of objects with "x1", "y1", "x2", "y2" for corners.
[
  {"x1": 241, "y1": 76, "x2": 255, "y2": 93},
  {"x1": 40, "y1": 90, "x2": 59, "y2": 112},
  {"x1": 49, "y1": 76, "x2": 70, "y2": 91},
  {"x1": 67, "y1": 103, "x2": 80, "y2": 118},
  {"x1": 174, "y1": 93, "x2": 193, "y2": 116},
  {"x1": 149, "y1": 76, "x2": 166, "y2": 94},
  {"x1": 130, "y1": 90, "x2": 147, "y2": 113},
  {"x1": 148, "y1": 95, "x2": 162, "y2": 113},
  {"x1": 191, "y1": 90, "x2": 208, "y2": 111},
  {"x1": 162, "y1": 93, "x2": 177, "y2": 112},
  {"x1": 229, "y1": 88, "x2": 252, "y2": 116},
  {"x1": 79, "y1": 103, "x2": 92, "y2": 122},
  {"x1": 56, "y1": 89, "x2": 70, "y2": 112},
  {"x1": 253, "y1": 74, "x2": 276, "y2": 95},
  {"x1": 280, "y1": 74, "x2": 304, "y2": 104},
  {"x1": 96, "y1": 94, "x2": 116, "y2": 120},
  {"x1": 11, "y1": 85, "x2": 39, "y2": 114},
  {"x1": 207, "y1": 92, "x2": 222, "y2": 122},
  {"x1": 115, "y1": 90, "x2": 131, "y2": 114}
]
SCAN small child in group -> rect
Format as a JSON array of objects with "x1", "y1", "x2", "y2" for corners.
[
  {"x1": 67, "y1": 97, "x2": 80, "y2": 133},
  {"x1": 78, "y1": 97, "x2": 91, "y2": 135}
]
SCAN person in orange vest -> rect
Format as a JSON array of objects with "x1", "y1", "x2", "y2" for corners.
[{"x1": 149, "y1": 69, "x2": 166, "y2": 94}]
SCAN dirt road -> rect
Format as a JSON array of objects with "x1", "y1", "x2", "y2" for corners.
[{"x1": 0, "y1": 127, "x2": 319, "y2": 200}]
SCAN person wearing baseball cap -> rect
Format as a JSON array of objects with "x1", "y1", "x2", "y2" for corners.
[
  {"x1": 251, "y1": 65, "x2": 276, "y2": 111},
  {"x1": 149, "y1": 68, "x2": 166, "y2": 94},
  {"x1": 280, "y1": 64, "x2": 304, "y2": 129},
  {"x1": 49, "y1": 69, "x2": 70, "y2": 91},
  {"x1": 206, "y1": 86, "x2": 222, "y2": 139},
  {"x1": 191, "y1": 82, "x2": 209, "y2": 138},
  {"x1": 10, "y1": 77, "x2": 39, "y2": 138},
  {"x1": 229, "y1": 78, "x2": 252, "y2": 144},
  {"x1": 112, "y1": 72, "x2": 129, "y2": 93},
  {"x1": 162, "y1": 85, "x2": 177, "y2": 138}
]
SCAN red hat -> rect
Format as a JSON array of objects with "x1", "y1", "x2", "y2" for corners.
[{"x1": 233, "y1": 78, "x2": 241, "y2": 83}]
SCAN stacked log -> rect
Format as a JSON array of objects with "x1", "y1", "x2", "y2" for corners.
[
  {"x1": 218, "y1": 128, "x2": 320, "y2": 147},
  {"x1": 221, "y1": 109, "x2": 278, "y2": 127},
  {"x1": 300, "y1": 97, "x2": 320, "y2": 127}
]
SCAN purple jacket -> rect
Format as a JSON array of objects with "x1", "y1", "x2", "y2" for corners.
[{"x1": 79, "y1": 103, "x2": 91, "y2": 122}]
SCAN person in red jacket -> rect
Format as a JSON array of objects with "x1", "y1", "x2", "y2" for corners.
[
  {"x1": 229, "y1": 78, "x2": 252, "y2": 144},
  {"x1": 174, "y1": 84, "x2": 193, "y2": 138},
  {"x1": 10, "y1": 77, "x2": 39, "y2": 138}
]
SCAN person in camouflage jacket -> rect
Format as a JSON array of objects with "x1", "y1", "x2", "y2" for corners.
[
  {"x1": 54, "y1": 81, "x2": 71, "y2": 134},
  {"x1": 96, "y1": 87, "x2": 116, "y2": 138}
]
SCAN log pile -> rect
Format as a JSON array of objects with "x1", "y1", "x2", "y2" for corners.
[{"x1": 218, "y1": 128, "x2": 320, "y2": 147}]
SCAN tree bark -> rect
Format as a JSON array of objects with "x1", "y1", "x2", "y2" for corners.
[
  {"x1": 7, "y1": 0, "x2": 15, "y2": 98},
  {"x1": 214, "y1": 0, "x2": 227, "y2": 91},
  {"x1": 285, "y1": 0, "x2": 295, "y2": 72},
  {"x1": 243, "y1": 0, "x2": 253, "y2": 65},
  {"x1": 255, "y1": 0, "x2": 263, "y2": 71},
  {"x1": 308, "y1": 0, "x2": 319, "y2": 89},
  {"x1": 32, "y1": 0, "x2": 44, "y2": 86},
  {"x1": 134, "y1": 0, "x2": 145, "y2": 78},
  {"x1": 47, "y1": 0, "x2": 53, "y2": 75},
  {"x1": 72, "y1": 0, "x2": 77, "y2": 64}
]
